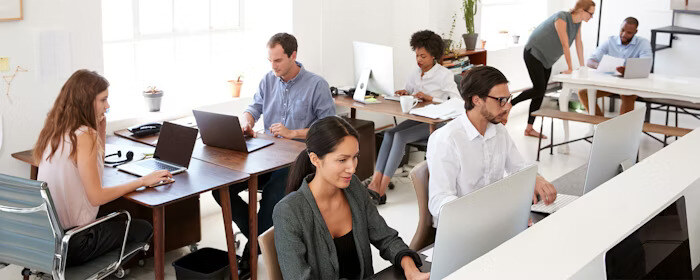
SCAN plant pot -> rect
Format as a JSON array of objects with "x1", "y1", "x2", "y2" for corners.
[
  {"x1": 228, "y1": 80, "x2": 243, "y2": 98},
  {"x1": 442, "y1": 39, "x2": 452, "y2": 53},
  {"x1": 143, "y1": 91, "x2": 163, "y2": 112},
  {"x1": 462, "y1": 33, "x2": 479, "y2": 51},
  {"x1": 512, "y1": 35, "x2": 520, "y2": 45}
]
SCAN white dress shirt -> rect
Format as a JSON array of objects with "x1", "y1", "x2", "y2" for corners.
[
  {"x1": 404, "y1": 63, "x2": 461, "y2": 103},
  {"x1": 426, "y1": 113, "x2": 529, "y2": 226}
]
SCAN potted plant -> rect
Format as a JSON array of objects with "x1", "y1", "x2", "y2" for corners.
[
  {"x1": 461, "y1": 0, "x2": 480, "y2": 50},
  {"x1": 228, "y1": 74, "x2": 243, "y2": 98},
  {"x1": 442, "y1": 12, "x2": 458, "y2": 55},
  {"x1": 143, "y1": 86, "x2": 163, "y2": 112}
]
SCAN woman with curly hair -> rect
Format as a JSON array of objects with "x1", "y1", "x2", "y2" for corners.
[{"x1": 366, "y1": 30, "x2": 460, "y2": 204}]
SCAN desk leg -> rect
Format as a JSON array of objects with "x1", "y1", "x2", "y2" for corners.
[
  {"x1": 30, "y1": 166, "x2": 38, "y2": 180},
  {"x1": 218, "y1": 187, "x2": 240, "y2": 280},
  {"x1": 153, "y1": 206, "x2": 165, "y2": 280},
  {"x1": 558, "y1": 84, "x2": 572, "y2": 154},
  {"x1": 429, "y1": 123, "x2": 437, "y2": 134},
  {"x1": 351, "y1": 108, "x2": 356, "y2": 119},
  {"x1": 249, "y1": 175, "x2": 259, "y2": 280}
]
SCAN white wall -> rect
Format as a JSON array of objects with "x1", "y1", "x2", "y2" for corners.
[{"x1": 0, "y1": 0, "x2": 104, "y2": 177}]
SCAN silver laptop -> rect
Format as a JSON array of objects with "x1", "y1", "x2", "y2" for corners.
[
  {"x1": 430, "y1": 165, "x2": 537, "y2": 280},
  {"x1": 192, "y1": 110, "x2": 273, "y2": 153},
  {"x1": 118, "y1": 121, "x2": 198, "y2": 177},
  {"x1": 531, "y1": 108, "x2": 645, "y2": 214},
  {"x1": 618, "y1": 57, "x2": 652, "y2": 79}
]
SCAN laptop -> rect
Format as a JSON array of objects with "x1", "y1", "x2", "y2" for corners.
[
  {"x1": 118, "y1": 122, "x2": 198, "y2": 177},
  {"x1": 430, "y1": 165, "x2": 537, "y2": 280},
  {"x1": 192, "y1": 110, "x2": 273, "y2": 153},
  {"x1": 617, "y1": 57, "x2": 652, "y2": 79},
  {"x1": 531, "y1": 108, "x2": 645, "y2": 214}
]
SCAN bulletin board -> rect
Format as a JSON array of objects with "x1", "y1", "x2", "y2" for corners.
[{"x1": 0, "y1": 0, "x2": 23, "y2": 21}]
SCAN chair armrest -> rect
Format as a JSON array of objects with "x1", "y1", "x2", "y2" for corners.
[{"x1": 56, "y1": 211, "x2": 133, "y2": 279}]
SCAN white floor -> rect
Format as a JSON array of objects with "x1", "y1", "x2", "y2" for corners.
[{"x1": 2, "y1": 98, "x2": 698, "y2": 279}]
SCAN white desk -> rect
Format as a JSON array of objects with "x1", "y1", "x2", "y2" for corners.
[
  {"x1": 447, "y1": 128, "x2": 700, "y2": 279},
  {"x1": 552, "y1": 71, "x2": 700, "y2": 151}
]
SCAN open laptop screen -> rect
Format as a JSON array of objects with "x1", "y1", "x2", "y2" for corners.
[{"x1": 153, "y1": 121, "x2": 198, "y2": 168}]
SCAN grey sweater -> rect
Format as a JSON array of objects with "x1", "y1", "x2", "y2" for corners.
[{"x1": 272, "y1": 175, "x2": 420, "y2": 279}]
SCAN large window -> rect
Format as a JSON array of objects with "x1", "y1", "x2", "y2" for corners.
[
  {"x1": 101, "y1": 0, "x2": 250, "y2": 120},
  {"x1": 480, "y1": 0, "x2": 547, "y2": 50}
]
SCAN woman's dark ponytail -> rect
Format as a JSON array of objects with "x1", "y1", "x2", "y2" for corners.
[
  {"x1": 286, "y1": 150, "x2": 315, "y2": 194},
  {"x1": 285, "y1": 116, "x2": 359, "y2": 194}
]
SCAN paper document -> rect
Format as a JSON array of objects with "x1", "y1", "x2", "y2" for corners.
[
  {"x1": 596, "y1": 55, "x2": 624, "y2": 74},
  {"x1": 409, "y1": 98, "x2": 465, "y2": 119},
  {"x1": 422, "y1": 247, "x2": 434, "y2": 263}
]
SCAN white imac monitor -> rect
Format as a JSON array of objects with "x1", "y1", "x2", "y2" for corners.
[{"x1": 352, "y1": 41, "x2": 395, "y2": 102}]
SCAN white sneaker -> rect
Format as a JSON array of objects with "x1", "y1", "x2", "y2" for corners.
[{"x1": 557, "y1": 144, "x2": 570, "y2": 154}]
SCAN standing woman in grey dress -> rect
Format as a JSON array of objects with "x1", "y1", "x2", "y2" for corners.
[{"x1": 511, "y1": 0, "x2": 596, "y2": 139}]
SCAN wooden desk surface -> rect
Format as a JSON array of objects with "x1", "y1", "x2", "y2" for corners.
[
  {"x1": 333, "y1": 95, "x2": 447, "y2": 125},
  {"x1": 11, "y1": 136, "x2": 250, "y2": 208},
  {"x1": 191, "y1": 134, "x2": 305, "y2": 175},
  {"x1": 115, "y1": 129, "x2": 306, "y2": 175}
]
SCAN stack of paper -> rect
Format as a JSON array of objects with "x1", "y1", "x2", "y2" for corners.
[
  {"x1": 596, "y1": 55, "x2": 625, "y2": 74},
  {"x1": 409, "y1": 98, "x2": 465, "y2": 120}
]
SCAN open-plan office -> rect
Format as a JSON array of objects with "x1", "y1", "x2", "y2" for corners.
[{"x1": 1, "y1": 0, "x2": 700, "y2": 279}]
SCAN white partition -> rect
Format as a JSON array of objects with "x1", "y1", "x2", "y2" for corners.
[{"x1": 448, "y1": 128, "x2": 700, "y2": 279}]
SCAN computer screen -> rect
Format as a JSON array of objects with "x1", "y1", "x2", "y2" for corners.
[{"x1": 352, "y1": 41, "x2": 395, "y2": 96}]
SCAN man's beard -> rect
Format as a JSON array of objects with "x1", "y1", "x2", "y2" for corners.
[{"x1": 480, "y1": 106, "x2": 506, "y2": 124}]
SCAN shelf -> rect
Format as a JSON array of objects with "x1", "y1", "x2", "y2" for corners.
[
  {"x1": 651, "y1": 25, "x2": 700, "y2": 36},
  {"x1": 442, "y1": 49, "x2": 487, "y2": 60},
  {"x1": 655, "y1": 44, "x2": 671, "y2": 51}
]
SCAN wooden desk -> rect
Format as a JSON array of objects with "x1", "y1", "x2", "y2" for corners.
[
  {"x1": 11, "y1": 137, "x2": 250, "y2": 280},
  {"x1": 333, "y1": 95, "x2": 448, "y2": 133},
  {"x1": 114, "y1": 129, "x2": 305, "y2": 280}
]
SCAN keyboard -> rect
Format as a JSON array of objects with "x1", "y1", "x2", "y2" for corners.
[
  {"x1": 136, "y1": 159, "x2": 181, "y2": 172},
  {"x1": 384, "y1": 95, "x2": 401, "y2": 101},
  {"x1": 530, "y1": 194, "x2": 579, "y2": 214}
]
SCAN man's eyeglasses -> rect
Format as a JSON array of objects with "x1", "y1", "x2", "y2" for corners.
[
  {"x1": 585, "y1": 9, "x2": 594, "y2": 17},
  {"x1": 486, "y1": 95, "x2": 512, "y2": 107}
]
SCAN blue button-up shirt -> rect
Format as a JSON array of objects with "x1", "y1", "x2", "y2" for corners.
[
  {"x1": 590, "y1": 35, "x2": 652, "y2": 62},
  {"x1": 245, "y1": 62, "x2": 336, "y2": 134}
]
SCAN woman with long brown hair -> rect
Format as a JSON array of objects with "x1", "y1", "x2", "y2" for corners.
[{"x1": 34, "y1": 69, "x2": 172, "y2": 266}]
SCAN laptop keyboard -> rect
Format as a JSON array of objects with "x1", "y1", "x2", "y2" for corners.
[
  {"x1": 136, "y1": 159, "x2": 181, "y2": 172},
  {"x1": 530, "y1": 194, "x2": 579, "y2": 214}
]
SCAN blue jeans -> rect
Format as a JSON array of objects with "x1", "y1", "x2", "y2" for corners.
[{"x1": 375, "y1": 120, "x2": 430, "y2": 178}]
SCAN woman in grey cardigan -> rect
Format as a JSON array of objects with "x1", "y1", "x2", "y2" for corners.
[{"x1": 273, "y1": 116, "x2": 428, "y2": 280}]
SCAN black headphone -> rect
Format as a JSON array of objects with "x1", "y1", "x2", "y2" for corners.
[{"x1": 105, "y1": 150, "x2": 134, "y2": 165}]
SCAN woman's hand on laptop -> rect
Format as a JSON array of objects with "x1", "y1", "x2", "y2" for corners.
[
  {"x1": 395, "y1": 90, "x2": 409, "y2": 96},
  {"x1": 533, "y1": 175, "x2": 557, "y2": 205},
  {"x1": 140, "y1": 170, "x2": 173, "y2": 187},
  {"x1": 616, "y1": 66, "x2": 626, "y2": 76}
]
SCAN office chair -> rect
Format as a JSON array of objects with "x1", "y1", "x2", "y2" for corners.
[
  {"x1": 0, "y1": 173, "x2": 149, "y2": 280},
  {"x1": 258, "y1": 227, "x2": 283, "y2": 280},
  {"x1": 408, "y1": 161, "x2": 435, "y2": 251}
]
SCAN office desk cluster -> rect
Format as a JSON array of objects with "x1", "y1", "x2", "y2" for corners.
[{"x1": 12, "y1": 132, "x2": 305, "y2": 280}]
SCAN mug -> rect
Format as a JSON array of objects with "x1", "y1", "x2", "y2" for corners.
[{"x1": 400, "y1": 95, "x2": 420, "y2": 113}]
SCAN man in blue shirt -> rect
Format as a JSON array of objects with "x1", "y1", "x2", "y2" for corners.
[
  {"x1": 213, "y1": 32, "x2": 336, "y2": 278},
  {"x1": 578, "y1": 17, "x2": 652, "y2": 115}
]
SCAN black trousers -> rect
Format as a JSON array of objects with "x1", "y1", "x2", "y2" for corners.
[
  {"x1": 212, "y1": 167, "x2": 289, "y2": 258},
  {"x1": 66, "y1": 218, "x2": 152, "y2": 267},
  {"x1": 512, "y1": 49, "x2": 553, "y2": 124}
]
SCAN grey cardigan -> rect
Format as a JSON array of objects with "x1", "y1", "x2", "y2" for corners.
[{"x1": 272, "y1": 175, "x2": 420, "y2": 279}]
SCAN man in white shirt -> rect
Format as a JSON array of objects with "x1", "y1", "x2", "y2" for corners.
[{"x1": 427, "y1": 66, "x2": 557, "y2": 226}]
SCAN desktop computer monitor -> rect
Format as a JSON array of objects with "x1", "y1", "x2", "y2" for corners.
[
  {"x1": 430, "y1": 165, "x2": 537, "y2": 279},
  {"x1": 583, "y1": 108, "x2": 645, "y2": 194},
  {"x1": 352, "y1": 41, "x2": 395, "y2": 102}
]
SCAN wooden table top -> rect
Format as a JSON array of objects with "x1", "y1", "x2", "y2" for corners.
[
  {"x1": 12, "y1": 136, "x2": 250, "y2": 208},
  {"x1": 115, "y1": 129, "x2": 306, "y2": 176},
  {"x1": 333, "y1": 95, "x2": 447, "y2": 124}
]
